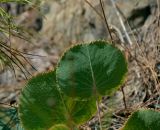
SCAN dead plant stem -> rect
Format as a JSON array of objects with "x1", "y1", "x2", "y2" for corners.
[
  {"x1": 96, "y1": 99, "x2": 103, "y2": 130},
  {"x1": 121, "y1": 86, "x2": 127, "y2": 109},
  {"x1": 84, "y1": 0, "x2": 103, "y2": 21},
  {"x1": 157, "y1": 0, "x2": 160, "y2": 25},
  {"x1": 99, "y1": 0, "x2": 113, "y2": 42}
]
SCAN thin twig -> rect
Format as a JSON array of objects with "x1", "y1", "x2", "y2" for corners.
[
  {"x1": 121, "y1": 86, "x2": 127, "y2": 109},
  {"x1": 84, "y1": 0, "x2": 104, "y2": 21},
  {"x1": 96, "y1": 99, "x2": 103, "y2": 130},
  {"x1": 157, "y1": 0, "x2": 160, "y2": 26},
  {"x1": 84, "y1": 0, "x2": 109, "y2": 39},
  {"x1": 99, "y1": 0, "x2": 113, "y2": 42},
  {"x1": 0, "y1": 102, "x2": 17, "y2": 108}
]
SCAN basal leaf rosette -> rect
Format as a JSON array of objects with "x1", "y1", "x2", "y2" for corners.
[{"x1": 56, "y1": 40, "x2": 127, "y2": 98}]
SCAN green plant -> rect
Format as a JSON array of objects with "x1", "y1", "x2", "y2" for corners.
[
  {"x1": 0, "y1": 106, "x2": 24, "y2": 130},
  {"x1": 121, "y1": 109, "x2": 160, "y2": 130},
  {"x1": 56, "y1": 41, "x2": 127, "y2": 98},
  {"x1": 0, "y1": 0, "x2": 41, "y2": 76},
  {"x1": 19, "y1": 70, "x2": 96, "y2": 130},
  {"x1": 18, "y1": 40, "x2": 127, "y2": 130},
  {"x1": 1, "y1": 1, "x2": 159, "y2": 129}
]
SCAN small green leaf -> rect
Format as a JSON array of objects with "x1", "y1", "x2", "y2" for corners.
[
  {"x1": 19, "y1": 71, "x2": 96, "y2": 130},
  {"x1": 65, "y1": 96, "x2": 96, "y2": 125},
  {"x1": 49, "y1": 124, "x2": 70, "y2": 130},
  {"x1": 56, "y1": 40, "x2": 127, "y2": 98},
  {"x1": 121, "y1": 109, "x2": 160, "y2": 130}
]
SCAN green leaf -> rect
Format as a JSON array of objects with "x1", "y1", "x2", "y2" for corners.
[
  {"x1": 121, "y1": 109, "x2": 160, "y2": 130},
  {"x1": 56, "y1": 40, "x2": 127, "y2": 98},
  {"x1": 19, "y1": 71, "x2": 65, "y2": 130},
  {"x1": 19, "y1": 71, "x2": 96, "y2": 130},
  {"x1": 65, "y1": 96, "x2": 96, "y2": 125},
  {"x1": 49, "y1": 124, "x2": 70, "y2": 130},
  {"x1": 0, "y1": 0, "x2": 31, "y2": 3}
]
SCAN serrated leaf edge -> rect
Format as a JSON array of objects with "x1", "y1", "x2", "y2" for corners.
[{"x1": 120, "y1": 108, "x2": 160, "y2": 130}]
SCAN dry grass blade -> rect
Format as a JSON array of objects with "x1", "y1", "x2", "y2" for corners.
[
  {"x1": 84, "y1": 0, "x2": 104, "y2": 20},
  {"x1": 0, "y1": 42, "x2": 37, "y2": 71},
  {"x1": 0, "y1": 41, "x2": 39, "y2": 79},
  {"x1": 0, "y1": 0, "x2": 41, "y2": 79},
  {"x1": 0, "y1": 47, "x2": 28, "y2": 79},
  {"x1": 110, "y1": 0, "x2": 133, "y2": 45}
]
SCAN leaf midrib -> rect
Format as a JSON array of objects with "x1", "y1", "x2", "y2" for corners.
[{"x1": 86, "y1": 45, "x2": 97, "y2": 96}]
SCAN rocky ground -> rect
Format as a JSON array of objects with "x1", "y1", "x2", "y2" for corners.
[{"x1": 0, "y1": 0, "x2": 160, "y2": 129}]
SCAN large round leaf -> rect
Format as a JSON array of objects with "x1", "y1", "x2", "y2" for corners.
[
  {"x1": 121, "y1": 109, "x2": 160, "y2": 130},
  {"x1": 19, "y1": 71, "x2": 96, "y2": 130},
  {"x1": 56, "y1": 40, "x2": 127, "y2": 98}
]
